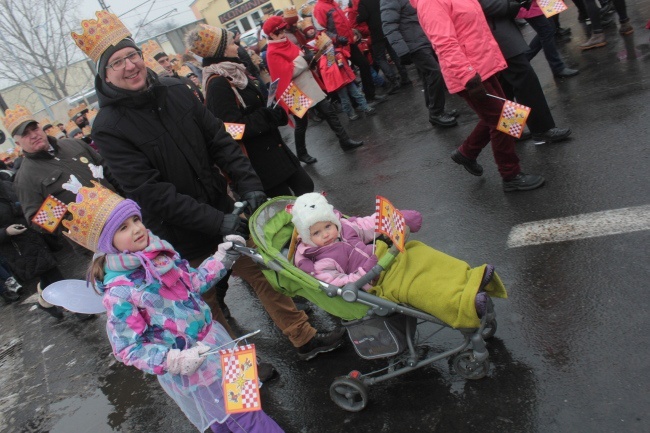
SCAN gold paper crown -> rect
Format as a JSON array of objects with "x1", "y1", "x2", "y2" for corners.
[
  {"x1": 178, "y1": 65, "x2": 193, "y2": 77},
  {"x1": 71, "y1": 11, "x2": 132, "y2": 63},
  {"x1": 65, "y1": 121, "x2": 81, "y2": 134},
  {"x1": 86, "y1": 108, "x2": 98, "y2": 121},
  {"x1": 62, "y1": 181, "x2": 125, "y2": 252},
  {"x1": 68, "y1": 103, "x2": 88, "y2": 120},
  {"x1": 41, "y1": 118, "x2": 54, "y2": 128},
  {"x1": 141, "y1": 40, "x2": 164, "y2": 59},
  {"x1": 297, "y1": 18, "x2": 314, "y2": 31},
  {"x1": 300, "y1": 4, "x2": 314, "y2": 17},
  {"x1": 1, "y1": 105, "x2": 36, "y2": 136},
  {"x1": 315, "y1": 33, "x2": 333, "y2": 51},
  {"x1": 142, "y1": 52, "x2": 166, "y2": 75},
  {"x1": 186, "y1": 24, "x2": 225, "y2": 59},
  {"x1": 284, "y1": 7, "x2": 298, "y2": 18}
]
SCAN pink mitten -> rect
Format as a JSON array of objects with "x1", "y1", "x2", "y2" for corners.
[
  {"x1": 360, "y1": 255, "x2": 378, "y2": 272},
  {"x1": 165, "y1": 342, "x2": 210, "y2": 375},
  {"x1": 401, "y1": 210, "x2": 422, "y2": 233}
]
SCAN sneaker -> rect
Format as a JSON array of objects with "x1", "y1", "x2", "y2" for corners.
[
  {"x1": 348, "y1": 113, "x2": 360, "y2": 121},
  {"x1": 0, "y1": 288, "x2": 20, "y2": 303},
  {"x1": 340, "y1": 138, "x2": 364, "y2": 150},
  {"x1": 451, "y1": 149, "x2": 483, "y2": 176},
  {"x1": 579, "y1": 33, "x2": 606, "y2": 50},
  {"x1": 619, "y1": 22, "x2": 634, "y2": 35},
  {"x1": 364, "y1": 107, "x2": 376, "y2": 116},
  {"x1": 75, "y1": 313, "x2": 96, "y2": 321},
  {"x1": 5, "y1": 277, "x2": 22, "y2": 293},
  {"x1": 479, "y1": 264, "x2": 495, "y2": 292},
  {"x1": 429, "y1": 112, "x2": 458, "y2": 127},
  {"x1": 532, "y1": 127, "x2": 571, "y2": 145},
  {"x1": 297, "y1": 328, "x2": 346, "y2": 361},
  {"x1": 554, "y1": 67, "x2": 579, "y2": 78},
  {"x1": 474, "y1": 292, "x2": 488, "y2": 318},
  {"x1": 503, "y1": 172, "x2": 545, "y2": 192},
  {"x1": 298, "y1": 154, "x2": 318, "y2": 164}
]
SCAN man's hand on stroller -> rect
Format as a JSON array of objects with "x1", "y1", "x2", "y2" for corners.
[
  {"x1": 401, "y1": 210, "x2": 423, "y2": 233},
  {"x1": 220, "y1": 214, "x2": 249, "y2": 239},
  {"x1": 214, "y1": 235, "x2": 246, "y2": 269},
  {"x1": 241, "y1": 190, "x2": 267, "y2": 214}
]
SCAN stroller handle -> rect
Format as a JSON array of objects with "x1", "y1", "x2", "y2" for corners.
[{"x1": 232, "y1": 200, "x2": 249, "y2": 215}]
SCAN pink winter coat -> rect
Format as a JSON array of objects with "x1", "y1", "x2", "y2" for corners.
[{"x1": 410, "y1": 0, "x2": 507, "y2": 94}]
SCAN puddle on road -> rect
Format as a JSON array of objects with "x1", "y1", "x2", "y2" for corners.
[{"x1": 49, "y1": 390, "x2": 116, "y2": 433}]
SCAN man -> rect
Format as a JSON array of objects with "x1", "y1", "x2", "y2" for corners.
[
  {"x1": 264, "y1": 16, "x2": 364, "y2": 163},
  {"x1": 478, "y1": 0, "x2": 572, "y2": 145},
  {"x1": 356, "y1": 0, "x2": 411, "y2": 95},
  {"x1": 380, "y1": 0, "x2": 458, "y2": 127},
  {"x1": 2, "y1": 105, "x2": 119, "y2": 318},
  {"x1": 313, "y1": 0, "x2": 387, "y2": 102},
  {"x1": 71, "y1": 11, "x2": 344, "y2": 362}
]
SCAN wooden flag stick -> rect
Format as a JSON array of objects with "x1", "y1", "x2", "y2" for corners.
[{"x1": 486, "y1": 93, "x2": 507, "y2": 102}]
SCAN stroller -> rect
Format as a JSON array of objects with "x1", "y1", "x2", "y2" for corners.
[{"x1": 234, "y1": 196, "x2": 498, "y2": 412}]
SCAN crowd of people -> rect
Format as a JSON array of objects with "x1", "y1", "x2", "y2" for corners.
[{"x1": 0, "y1": 0, "x2": 641, "y2": 431}]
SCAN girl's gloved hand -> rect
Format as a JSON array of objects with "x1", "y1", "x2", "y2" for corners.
[
  {"x1": 213, "y1": 235, "x2": 246, "y2": 269},
  {"x1": 6, "y1": 224, "x2": 27, "y2": 236},
  {"x1": 165, "y1": 342, "x2": 211, "y2": 375},
  {"x1": 401, "y1": 210, "x2": 422, "y2": 233}
]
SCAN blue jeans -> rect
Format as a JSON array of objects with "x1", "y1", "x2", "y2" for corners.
[
  {"x1": 525, "y1": 15, "x2": 566, "y2": 75},
  {"x1": 337, "y1": 83, "x2": 370, "y2": 116}
]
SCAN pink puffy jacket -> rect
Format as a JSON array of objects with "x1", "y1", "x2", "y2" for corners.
[{"x1": 410, "y1": 0, "x2": 507, "y2": 94}]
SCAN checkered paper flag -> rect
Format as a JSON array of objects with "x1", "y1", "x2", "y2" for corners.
[
  {"x1": 375, "y1": 196, "x2": 406, "y2": 252},
  {"x1": 224, "y1": 123, "x2": 246, "y2": 140},
  {"x1": 280, "y1": 81, "x2": 314, "y2": 119},
  {"x1": 219, "y1": 344, "x2": 261, "y2": 414},
  {"x1": 496, "y1": 99, "x2": 531, "y2": 139},
  {"x1": 31, "y1": 195, "x2": 68, "y2": 233},
  {"x1": 538, "y1": 0, "x2": 568, "y2": 18}
]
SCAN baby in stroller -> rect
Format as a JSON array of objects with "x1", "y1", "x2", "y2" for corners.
[{"x1": 290, "y1": 193, "x2": 507, "y2": 329}]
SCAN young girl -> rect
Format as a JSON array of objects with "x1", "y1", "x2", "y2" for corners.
[
  {"x1": 62, "y1": 181, "x2": 283, "y2": 433},
  {"x1": 290, "y1": 193, "x2": 507, "y2": 329}
]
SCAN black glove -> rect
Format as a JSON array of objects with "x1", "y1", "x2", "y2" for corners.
[
  {"x1": 465, "y1": 73, "x2": 489, "y2": 102},
  {"x1": 520, "y1": 0, "x2": 533, "y2": 10},
  {"x1": 220, "y1": 214, "x2": 249, "y2": 238},
  {"x1": 399, "y1": 53, "x2": 412, "y2": 65},
  {"x1": 241, "y1": 190, "x2": 267, "y2": 214},
  {"x1": 270, "y1": 105, "x2": 289, "y2": 126},
  {"x1": 302, "y1": 50, "x2": 315, "y2": 65},
  {"x1": 336, "y1": 36, "x2": 349, "y2": 46}
]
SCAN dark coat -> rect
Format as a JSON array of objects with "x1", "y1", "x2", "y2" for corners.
[
  {"x1": 357, "y1": 0, "x2": 385, "y2": 41},
  {"x1": 204, "y1": 70, "x2": 300, "y2": 191},
  {"x1": 380, "y1": 0, "x2": 432, "y2": 57},
  {"x1": 0, "y1": 181, "x2": 57, "y2": 281},
  {"x1": 92, "y1": 71, "x2": 264, "y2": 260},
  {"x1": 478, "y1": 0, "x2": 529, "y2": 59}
]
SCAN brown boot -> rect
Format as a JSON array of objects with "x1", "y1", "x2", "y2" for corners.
[
  {"x1": 618, "y1": 21, "x2": 634, "y2": 35},
  {"x1": 579, "y1": 33, "x2": 607, "y2": 50}
]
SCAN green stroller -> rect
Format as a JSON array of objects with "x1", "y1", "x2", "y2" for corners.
[{"x1": 233, "y1": 196, "x2": 498, "y2": 412}]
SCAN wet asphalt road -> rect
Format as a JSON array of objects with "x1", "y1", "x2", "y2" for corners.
[{"x1": 1, "y1": 4, "x2": 649, "y2": 432}]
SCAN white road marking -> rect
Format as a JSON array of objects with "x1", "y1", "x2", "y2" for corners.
[{"x1": 507, "y1": 205, "x2": 650, "y2": 248}]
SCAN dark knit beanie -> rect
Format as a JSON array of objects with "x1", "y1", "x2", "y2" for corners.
[
  {"x1": 98, "y1": 37, "x2": 140, "y2": 81},
  {"x1": 153, "y1": 52, "x2": 168, "y2": 61}
]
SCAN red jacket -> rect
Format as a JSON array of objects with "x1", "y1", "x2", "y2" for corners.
[
  {"x1": 314, "y1": 0, "x2": 355, "y2": 45},
  {"x1": 410, "y1": 0, "x2": 506, "y2": 94}
]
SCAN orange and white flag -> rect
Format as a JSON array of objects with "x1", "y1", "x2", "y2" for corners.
[
  {"x1": 224, "y1": 123, "x2": 246, "y2": 140},
  {"x1": 538, "y1": 0, "x2": 568, "y2": 18},
  {"x1": 375, "y1": 196, "x2": 406, "y2": 252},
  {"x1": 220, "y1": 344, "x2": 261, "y2": 414},
  {"x1": 31, "y1": 195, "x2": 68, "y2": 233},
  {"x1": 497, "y1": 100, "x2": 531, "y2": 138},
  {"x1": 280, "y1": 81, "x2": 313, "y2": 118}
]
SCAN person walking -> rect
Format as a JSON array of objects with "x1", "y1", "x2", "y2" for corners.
[{"x1": 412, "y1": 0, "x2": 545, "y2": 192}]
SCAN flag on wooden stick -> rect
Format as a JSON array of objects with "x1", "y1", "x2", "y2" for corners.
[
  {"x1": 220, "y1": 344, "x2": 261, "y2": 414},
  {"x1": 375, "y1": 196, "x2": 406, "y2": 252}
]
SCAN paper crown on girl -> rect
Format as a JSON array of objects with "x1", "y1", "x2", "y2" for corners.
[
  {"x1": 71, "y1": 11, "x2": 132, "y2": 63},
  {"x1": 1, "y1": 105, "x2": 36, "y2": 136},
  {"x1": 185, "y1": 24, "x2": 231, "y2": 59},
  {"x1": 62, "y1": 181, "x2": 136, "y2": 252}
]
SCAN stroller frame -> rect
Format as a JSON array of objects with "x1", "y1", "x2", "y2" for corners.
[{"x1": 233, "y1": 197, "x2": 498, "y2": 412}]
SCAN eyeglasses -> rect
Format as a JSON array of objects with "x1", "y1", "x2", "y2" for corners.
[{"x1": 106, "y1": 51, "x2": 143, "y2": 71}]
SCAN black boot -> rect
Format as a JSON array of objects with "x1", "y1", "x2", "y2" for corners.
[
  {"x1": 298, "y1": 153, "x2": 318, "y2": 164},
  {"x1": 0, "y1": 287, "x2": 19, "y2": 303},
  {"x1": 340, "y1": 138, "x2": 364, "y2": 150}
]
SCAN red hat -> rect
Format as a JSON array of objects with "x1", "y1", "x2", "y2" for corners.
[{"x1": 263, "y1": 16, "x2": 287, "y2": 35}]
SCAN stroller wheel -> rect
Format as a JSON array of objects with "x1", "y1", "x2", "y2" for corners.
[
  {"x1": 329, "y1": 376, "x2": 368, "y2": 412},
  {"x1": 451, "y1": 350, "x2": 490, "y2": 380},
  {"x1": 481, "y1": 318, "x2": 497, "y2": 340}
]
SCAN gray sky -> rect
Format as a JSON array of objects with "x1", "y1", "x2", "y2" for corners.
[{"x1": 79, "y1": 0, "x2": 198, "y2": 35}]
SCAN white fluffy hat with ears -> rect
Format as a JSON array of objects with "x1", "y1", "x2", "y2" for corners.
[{"x1": 291, "y1": 193, "x2": 341, "y2": 247}]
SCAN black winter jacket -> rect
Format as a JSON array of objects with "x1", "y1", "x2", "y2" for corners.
[
  {"x1": 478, "y1": 0, "x2": 529, "y2": 59},
  {"x1": 0, "y1": 181, "x2": 57, "y2": 281},
  {"x1": 204, "y1": 69, "x2": 300, "y2": 191},
  {"x1": 92, "y1": 71, "x2": 264, "y2": 260},
  {"x1": 380, "y1": 0, "x2": 432, "y2": 57},
  {"x1": 357, "y1": 0, "x2": 386, "y2": 42}
]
